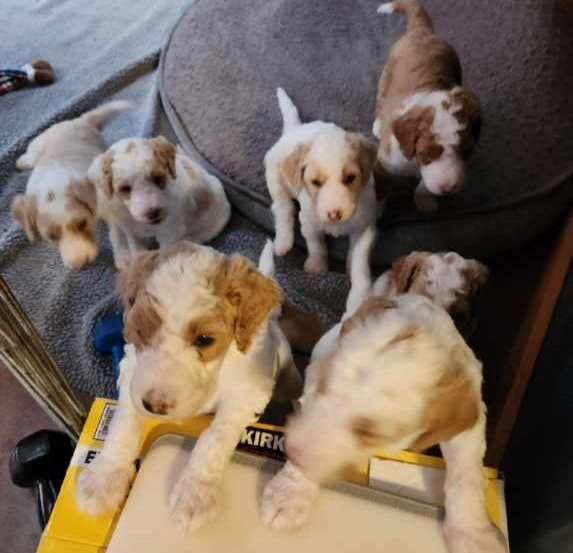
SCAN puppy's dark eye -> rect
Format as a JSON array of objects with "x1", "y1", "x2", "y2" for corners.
[
  {"x1": 47, "y1": 230, "x2": 60, "y2": 242},
  {"x1": 119, "y1": 184, "x2": 132, "y2": 195},
  {"x1": 311, "y1": 179, "x2": 323, "y2": 187},
  {"x1": 77, "y1": 219, "x2": 87, "y2": 231},
  {"x1": 343, "y1": 174, "x2": 356, "y2": 186},
  {"x1": 194, "y1": 335, "x2": 215, "y2": 348},
  {"x1": 152, "y1": 174, "x2": 165, "y2": 187}
]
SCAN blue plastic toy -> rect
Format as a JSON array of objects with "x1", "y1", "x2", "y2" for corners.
[{"x1": 92, "y1": 314, "x2": 125, "y2": 397}]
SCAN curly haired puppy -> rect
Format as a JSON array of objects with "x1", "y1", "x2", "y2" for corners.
[
  {"x1": 261, "y1": 235, "x2": 507, "y2": 553},
  {"x1": 76, "y1": 241, "x2": 301, "y2": 532}
]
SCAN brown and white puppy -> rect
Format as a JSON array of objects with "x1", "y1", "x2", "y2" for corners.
[
  {"x1": 373, "y1": 0, "x2": 481, "y2": 211},
  {"x1": 261, "y1": 235, "x2": 506, "y2": 553},
  {"x1": 76, "y1": 241, "x2": 302, "y2": 532},
  {"x1": 88, "y1": 137, "x2": 231, "y2": 269},
  {"x1": 11, "y1": 101, "x2": 129, "y2": 268},
  {"x1": 373, "y1": 250, "x2": 488, "y2": 334},
  {"x1": 265, "y1": 88, "x2": 379, "y2": 273}
]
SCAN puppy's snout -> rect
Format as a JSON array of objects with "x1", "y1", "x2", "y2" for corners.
[
  {"x1": 327, "y1": 209, "x2": 342, "y2": 222},
  {"x1": 141, "y1": 391, "x2": 172, "y2": 416},
  {"x1": 145, "y1": 208, "x2": 164, "y2": 225}
]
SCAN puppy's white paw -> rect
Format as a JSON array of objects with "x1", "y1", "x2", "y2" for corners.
[
  {"x1": 16, "y1": 154, "x2": 33, "y2": 170},
  {"x1": 260, "y1": 470, "x2": 317, "y2": 531},
  {"x1": 444, "y1": 523, "x2": 508, "y2": 553},
  {"x1": 274, "y1": 234, "x2": 293, "y2": 256},
  {"x1": 169, "y1": 479, "x2": 221, "y2": 533},
  {"x1": 76, "y1": 459, "x2": 135, "y2": 517},
  {"x1": 304, "y1": 256, "x2": 328, "y2": 274},
  {"x1": 372, "y1": 118, "x2": 382, "y2": 139},
  {"x1": 377, "y1": 2, "x2": 395, "y2": 15}
]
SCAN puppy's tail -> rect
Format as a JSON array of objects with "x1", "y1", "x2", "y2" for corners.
[
  {"x1": 377, "y1": 0, "x2": 433, "y2": 31},
  {"x1": 258, "y1": 239, "x2": 275, "y2": 278},
  {"x1": 276, "y1": 88, "x2": 301, "y2": 134},
  {"x1": 79, "y1": 100, "x2": 131, "y2": 129},
  {"x1": 344, "y1": 225, "x2": 376, "y2": 318}
]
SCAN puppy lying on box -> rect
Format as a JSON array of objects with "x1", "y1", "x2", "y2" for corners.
[
  {"x1": 261, "y1": 230, "x2": 507, "y2": 553},
  {"x1": 76, "y1": 241, "x2": 308, "y2": 531}
]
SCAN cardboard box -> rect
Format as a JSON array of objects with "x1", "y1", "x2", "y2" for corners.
[{"x1": 38, "y1": 398, "x2": 507, "y2": 552}]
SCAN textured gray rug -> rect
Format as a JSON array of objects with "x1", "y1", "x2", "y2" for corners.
[
  {"x1": 0, "y1": 0, "x2": 187, "y2": 396},
  {"x1": 0, "y1": 0, "x2": 350, "y2": 398}
]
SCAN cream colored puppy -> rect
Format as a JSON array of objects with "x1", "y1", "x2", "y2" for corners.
[
  {"x1": 265, "y1": 88, "x2": 378, "y2": 273},
  {"x1": 76, "y1": 241, "x2": 301, "y2": 531},
  {"x1": 261, "y1": 235, "x2": 506, "y2": 553},
  {"x1": 11, "y1": 101, "x2": 129, "y2": 269},
  {"x1": 88, "y1": 137, "x2": 231, "y2": 269}
]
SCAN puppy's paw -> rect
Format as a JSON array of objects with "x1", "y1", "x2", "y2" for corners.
[
  {"x1": 443, "y1": 523, "x2": 508, "y2": 553},
  {"x1": 260, "y1": 470, "x2": 317, "y2": 531},
  {"x1": 304, "y1": 256, "x2": 328, "y2": 274},
  {"x1": 274, "y1": 234, "x2": 293, "y2": 256},
  {"x1": 377, "y1": 2, "x2": 395, "y2": 15},
  {"x1": 76, "y1": 459, "x2": 135, "y2": 517},
  {"x1": 16, "y1": 154, "x2": 33, "y2": 170},
  {"x1": 169, "y1": 479, "x2": 221, "y2": 533},
  {"x1": 372, "y1": 118, "x2": 382, "y2": 139}
]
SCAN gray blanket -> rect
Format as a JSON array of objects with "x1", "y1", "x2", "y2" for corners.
[{"x1": 0, "y1": 0, "x2": 349, "y2": 397}]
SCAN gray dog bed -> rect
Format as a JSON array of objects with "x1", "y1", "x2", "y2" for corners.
[{"x1": 160, "y1": 0, "x2": 573, "y2": 263}]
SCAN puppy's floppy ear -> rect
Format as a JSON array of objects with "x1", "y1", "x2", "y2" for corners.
[
  {"x1": 11, "y1": 194, "x2": 38, "y2": 241},
  {"x1": 391, "y1": 252, "x2": 427, "y2": 294},
  {"x1": 451, "y1": 86, "x2": 482, "y2": 141},
  {"x1": 149, "y1": 136, "x2": 176, "y2": 180},
  {"x1": 88, "y1": 151, "x2": 114, "y2": 198},
  {"x1": 279, "y1": 142, "x2": 310, "y2": 197},
  {"x1": 216, "y1": 254, "x2": 282, "y2": 353},
  {"x1": 463, "y1": 259, "x2": 489, "y2": 294},
  {"x1": 68, "y1": 178, "x2": 97, "y2": 215},
  {"x1": 347, "y1": 133, "x2": 378, "y2": 186},
  {"x1": 117, "y1": 251, "x2": 160, "y2": 308},
  {"x1": 392, "y1": 106, "x2": 434, "y2": 160},
  {"x1": 392, "y1": 112, "x2": 420, "y2": 160}
]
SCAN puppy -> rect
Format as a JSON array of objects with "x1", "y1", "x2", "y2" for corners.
[
  {"x1": 265, "y1": 87, "x2": 378, "y2": 273},
  {"x1": 88, "y1": 137, "x2": 231, "y2": 269},
  {"x1": 373, "y1": 0, "x2": 481, "y2": 212},
  {"x1": 261, "y1": 238, "x2": 507, "y2": 553},
  {"x1": 11, "y1": 101, "x2": 129, "y2": 268},
  {"x1": 76, "y1": 241, "x2": 302, "y2": 531}
]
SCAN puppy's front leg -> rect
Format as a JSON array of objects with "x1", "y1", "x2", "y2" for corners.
[
  {"x1": 299, "y1": 203, "x2": 328, "y2": 273},
  {"x1": 124, "y1": 230, "x2": 146, "y2": 258},
  {"x1": 260, "y1": 461, "x2": 319, "y2": 530},
  {"x1": 76, "y1": 350, "x2": 143, "y2": 516},
  {"x1": 440, "y1": 411, "x2": 508, "y2": 553},
  {"x1": 108, "y1": 224, "x2": 132, "y2": 270},
  {"x1": 267, "y1": 164, "x2": 296, "y2": 256},
  {"x1": 169, "y1": 403, "x2": 264, "y2": 532}
]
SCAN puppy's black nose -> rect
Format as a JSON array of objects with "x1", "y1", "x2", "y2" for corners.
[
  {"x1": 142, "y1": 399, "x2": 154, "y2": 413},
  {"x1": 142, "y1": 395, "x2": 169, "y2": 416},
  {"x1": 146, "y1": 208, "x2": 164, "y2": 224}
]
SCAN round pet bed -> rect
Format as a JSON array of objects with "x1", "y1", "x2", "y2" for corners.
[{"x1": 160, "y1": 0, "x2": 573, "y2": 263}]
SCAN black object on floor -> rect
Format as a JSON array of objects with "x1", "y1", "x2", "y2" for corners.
[{"x1": 9, "y1": 430, "x2": 75, "y2": 529}]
